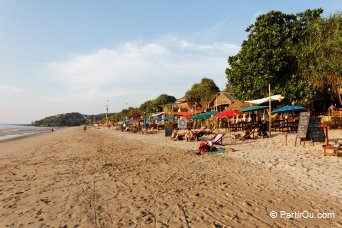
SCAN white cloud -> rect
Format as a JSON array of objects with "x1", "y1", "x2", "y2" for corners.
[
  {"x1": 0, "y1": 84, "x2": 26, "y2": 93},
  {"x1": 47, "y1": 36, "x2": 240, "y2": 112}
]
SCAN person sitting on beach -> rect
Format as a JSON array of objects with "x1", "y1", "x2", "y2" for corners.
[
  {"x1": 258, "y1": 120, "x2": 268, "y2": 137},
  {"x1": 185, "y1": 128, "x2": 194, "y2": 141},
  {"x1": 171, "y1": 127, "x2": 179, "y2": 141}
]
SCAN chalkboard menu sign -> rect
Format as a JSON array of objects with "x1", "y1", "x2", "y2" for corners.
[
  {"x1": 164, "y1": 123, "x2": 174, "y2": 137},
  {"x1": 296, "y1": 112, "x2": 310, "y2": 138},
  {"x1": 308, "y1": 120, "x2": 325, "y2": 143}
]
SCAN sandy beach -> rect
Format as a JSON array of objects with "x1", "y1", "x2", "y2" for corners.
[{"x1": 0, "y1": 127, "x2": 341, "y2": 227}]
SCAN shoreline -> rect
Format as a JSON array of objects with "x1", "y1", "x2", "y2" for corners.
[
  {"x1": 0, "y1": 126, "x2": 65, "y2": 143},
  {"x1": 0, "y1": 127, "x2": 340, "y2": 227}
]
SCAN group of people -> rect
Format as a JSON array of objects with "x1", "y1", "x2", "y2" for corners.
[{"x1": 171, "y1": 127, "x2": 197, "y2": 141}]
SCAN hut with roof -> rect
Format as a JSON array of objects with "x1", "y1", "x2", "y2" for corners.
[
  {"x1": 207, "y1": 92, "x2": 237, "y2": 111},
  {"x1": 169, "y1": 96, "x2": 204, "y2": 117}
]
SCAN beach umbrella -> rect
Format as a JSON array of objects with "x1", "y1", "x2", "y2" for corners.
[
  {"x1": 129, "y1": 119, "x2": 140, "y2": 124},
  {"x1": 182, "y1": 113, "x2": 194, "y2": 119},
  {"x1": 149, "y1": 117, "x2": 162, "y2": 121},
  {"x1": 190, "y1": 111, "x2": 218, "y2": 120},
  {"x1": 240, "y1": 106, "x2": 268, "y2": 112},
  {"x1": 201, "y1": 110, "x2": 219, "y2": 118},
  {"x1": 161, "y1": 117, "x2": 175, "y2": 121},
  {"x1": 213, "y1": 110, "x2": 243, "y2": 118},
  {"x1": 189, "y1": 114, "x2": 205, "y2": 120},
  {"x1": 271, "y1": 105, "x2": 306, "y2": 114}
]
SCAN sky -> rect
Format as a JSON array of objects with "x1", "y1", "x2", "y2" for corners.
[{"x1": 0, "y1": 0, "x2": 340, "y2": 123}]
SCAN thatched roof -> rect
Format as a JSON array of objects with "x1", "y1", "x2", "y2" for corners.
[
  {"x1": 227, "y1": 101, "x2": 251, "y2": 110},
  {"x1": 175, "y1": 96, "x2": 188, "y2": 104},
  {"x1": 208, "y1": 92, "x2": 236, "y2": 107},
  {"x1": 177, "y1": 102, "x2": 192, "y2": 109}
]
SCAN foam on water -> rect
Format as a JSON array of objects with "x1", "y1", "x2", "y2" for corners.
[{"x1": 0, "y1": 124, "x2": 51, "y2": 141}]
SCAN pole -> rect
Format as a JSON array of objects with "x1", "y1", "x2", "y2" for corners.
[
  {"x1": 106, "y1": 99, "x2": 109, "y2": 121},
  {"x1": 269, "y1": 84, "x2": 272, "y2": 137}
]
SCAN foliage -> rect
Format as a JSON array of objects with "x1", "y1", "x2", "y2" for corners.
[
  {"x1": 226, "y1": 9, "x2": 324, "y2": 105},
  {"x1": 32, "y1": 112, "x2": 86, "y2": 126},
  {"x1": 139, "y1": 94, "x2": 176, "y2": 114},
  {"x1": 297, "y1": 12, "x2": 342, "y2": 105},
  {"x1": 185, "y1": 78, "x2": 220, "y2": 104},
  {"x1": 139, "y1": 94, "x2": 176, "y2": 113},
  {"x1": 106, "y1": 94, "x2": 176, "y2": 122}
]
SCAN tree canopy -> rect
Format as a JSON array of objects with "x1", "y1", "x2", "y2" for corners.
[
  {"x1": 297, "y1": 12, "x2": 342, "y2": 105},
  {"x1": 226, "y1": 9, "x2": 329, "y2": 106},
  {"x1": 139, "y1": 94, "x2": 176, "y2": 113},
  {"x1": 32, "y1": 112, "x2": 86, "y2": 126},
  {"x1": 185, "y1": 78, "x2": 220, "y2": 105},
  {"x1": 107, "y1": 94, "x2": 176, "y2": 122}
]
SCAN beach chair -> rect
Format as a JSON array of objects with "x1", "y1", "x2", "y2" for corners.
[
  {"x1": 240, "y1": 129, "x2": 256, "y2": 142},
  {"x1": 204, "y1": 126, "x2": 216, "y2": 135},
  {"x1": 192, "y1": 127, "x2": 206, "y2": 141},
  {"x1": 206, "y1": 133, "x2": 225, "y2": 146}
]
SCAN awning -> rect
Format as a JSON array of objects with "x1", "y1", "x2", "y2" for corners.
[
  {"x1": 151, "y1": 112, "x2": 164, "y2": 117},
  {"x1": 246, "y1": 95, "x2": 284, "y2": 105}
]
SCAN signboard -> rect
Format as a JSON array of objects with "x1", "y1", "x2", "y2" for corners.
[
  {"x1": 177, "y1": 119, "x2": 188, "y2": 129},
  {"x1": 296, "y1": 112, "x2": 310, "y2": 138},
  {"x1": 164, "y1": 123, "x2": 173, "y2": 137},
  {"x1": 295, "y1": 112, "x2": 310, "y2": 146},
  {"x1": 309, "y1": 120, "x2": 325, "y2": 143}
]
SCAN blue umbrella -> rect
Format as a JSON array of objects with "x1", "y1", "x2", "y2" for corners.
[
  {"x1": 271, "y1": 105, "x2": 306, "y2": 114},
  {"x1": 161, "y1": 117, "x2": 175, "y2": 121},
  {"x1": 240, "y1": 106, "x2": 268, "y2": 112},
  {"x1": 149, "y1": 117, "x2": 162, "y2": 121}
]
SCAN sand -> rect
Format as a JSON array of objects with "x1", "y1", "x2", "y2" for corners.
[{"x1": 0, "y1": 127, "x2": 341, "y2": 227}]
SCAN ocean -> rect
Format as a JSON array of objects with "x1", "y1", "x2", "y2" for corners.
[{"x1": 0, "y1": 124, "x2": 52, "y2": 142}]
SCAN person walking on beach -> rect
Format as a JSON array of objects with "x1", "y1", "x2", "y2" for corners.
[{"x1": 83, "y1": 125, "x2": 87, "y2": 132}]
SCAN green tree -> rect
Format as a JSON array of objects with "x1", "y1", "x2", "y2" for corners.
[
  {"x1": 153, "y1": 94, "x2": 176, "y2": 106},
  {"x1": 226, "y1": 9, "x2": 323, "y2": 105},
  {"x1": 185, "y1": 78, "x2": 220, "y2": 104},
  {"x1": 33, "y1": 112, "x2": 86, "y2": 126},
  {"x1": 298, "y1": 12, "x2": 342, "y2": 105},
  {"x1": 139, "y1": 94, "x2": 176, "y2": 114}
]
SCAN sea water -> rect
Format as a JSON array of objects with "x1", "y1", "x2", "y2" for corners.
[{"x1": 0, "y1": 124, "x2": 51, "y2": 142}]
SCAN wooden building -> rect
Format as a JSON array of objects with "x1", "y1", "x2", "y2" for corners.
[{"x1": 208, "y1": 92, "x2": 236, "y2": 111}]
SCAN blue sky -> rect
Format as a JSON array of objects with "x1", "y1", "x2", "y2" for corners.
[{"x1": 0, "y1": 1, "x2": 340, "y2": 123}]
